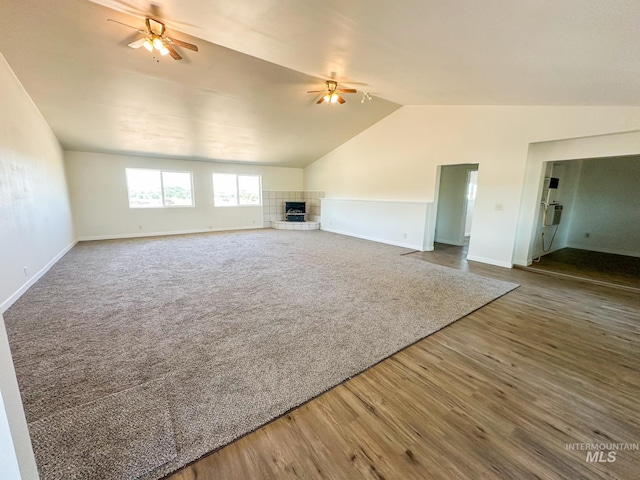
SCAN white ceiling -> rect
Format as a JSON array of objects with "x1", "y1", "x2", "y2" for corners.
[{"x1": 2, "y1": 0, "x2": 640, "y2": 167}]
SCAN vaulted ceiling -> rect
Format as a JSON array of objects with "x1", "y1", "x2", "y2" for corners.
[{"x1": 2, "y1": 0, "x2": 640, "y2": 167}]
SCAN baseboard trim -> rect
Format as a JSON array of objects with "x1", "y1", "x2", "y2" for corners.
[
  {"x1": 466, "y1": 255, "x2": 513, "y2": 269},
  {"x1": 321, "y1": 226, "x2": 423, "y2": 251},
  {"x1": 78, "y1": 226, "x2": 265, "y2": 242},
  {"x1": 1, "y1": 240, "x2": 78, "y2": 313},
  {"x1": 512, "y1": 257, "x2": 531, "y2": 267}
]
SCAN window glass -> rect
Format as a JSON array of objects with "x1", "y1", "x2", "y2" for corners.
[
  {"x1": 162, "y1": 171, "x2": 193, "y2": 206},
  {"x1": 213, "y1": 173, "x2": 238, "y2": 206},
  {"x1": 125, "y1": 168, "x2": 193, "y2": 208},
  {"x1": 238, "y1": 175, "x2": 261, "y2": 205},
  {"x1": 126, "y1": 168, "x2": 163, "y2": 208}
]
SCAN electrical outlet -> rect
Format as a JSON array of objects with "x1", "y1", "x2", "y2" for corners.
[
  {"x1": 403, "y1": 233, "x2": 407, "y2": 239},
  {"x1": 495, "y1": 203, "x2": 503, "y2": 211},
  {"x1": 585, "y1": 232, "x2": 590, "y2": 238},
  {"x1": 138, "y1": 225, "x2": 143, "y2": 230}
]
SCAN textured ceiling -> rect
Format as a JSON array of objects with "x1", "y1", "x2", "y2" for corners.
[{"x1": 2, "y1": 0, "x2": 640, "y2": 167}]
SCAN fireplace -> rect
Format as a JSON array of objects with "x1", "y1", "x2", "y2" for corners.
[{"x1": 285, "y1": 201, "x2": 306, "y2": 222}]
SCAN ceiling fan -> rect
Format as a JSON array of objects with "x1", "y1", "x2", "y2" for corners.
[
  {"x1": 107, "y1": 17, "x2": 198, "y2": 60},
  {"x1": 308, "y1": 80, "x2": 357, "y2": 105}
]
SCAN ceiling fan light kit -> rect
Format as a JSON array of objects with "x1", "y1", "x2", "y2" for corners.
[
  {"x1": 324, "y1": 92, "x2": 339, "y2": 104},
  {"x1": 108, "y1": 17, "x2": 198, "y2": 61},
  {"x1": 308, "y1": 80, "x2": 358, "y2": 105},
  {"x1": 155, "y1": 38, "x2": 170, "y2": 56},
  {"x1": 109, "y1": 17, "x2": 363, "y2": 107}
]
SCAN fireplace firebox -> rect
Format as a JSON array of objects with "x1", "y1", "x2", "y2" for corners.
[{"x1": 285, "y1": 201, "x2": 306, "y2": 222}]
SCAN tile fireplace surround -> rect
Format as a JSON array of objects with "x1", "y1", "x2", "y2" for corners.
[
  {"x1": 262, "y1": 191, "x2": 324, "y2": 229},
  {"x1": 270, "y1": 220, "x2": 320, "y2": 230}
]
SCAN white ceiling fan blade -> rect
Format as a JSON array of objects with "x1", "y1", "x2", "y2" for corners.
[{"x1": 128, "y1": 37, "x2": 147, "y2": 49}]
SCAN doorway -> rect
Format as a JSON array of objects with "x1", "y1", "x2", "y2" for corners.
[
  {"x1": 434, "y1": 164, "x2": 479, "y2": 249},
  {"x1": 464, "y1": 170, "x2": 478, "y2": 237},
  {"x1": 521, "y1": 155, "x2": 640, "y2": 290}
]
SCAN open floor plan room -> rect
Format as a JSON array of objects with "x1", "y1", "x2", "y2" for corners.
[{"x1": 1, "y1": 1, "x2": 640, "y2": 479}]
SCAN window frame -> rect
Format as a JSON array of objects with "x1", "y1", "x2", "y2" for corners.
[
  {"x1": 212, "y1": 173, "x2": 262, "y2": 207},
  {"x1": 125, "y1": 168, "x2": 195, "y2": 209}
]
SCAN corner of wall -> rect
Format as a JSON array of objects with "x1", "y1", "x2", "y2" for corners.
[{"x1": 0, "y1": 313, "x2": 39, "y2": 480}]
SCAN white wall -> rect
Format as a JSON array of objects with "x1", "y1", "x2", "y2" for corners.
[
  {"x1": 0, "y1": 54, "x2": 55, "y2": 479},
  {"x1": 321, "y1": 199, "x2": 431, "y2": 250},
  {"x1": 0, "y1": 390, "x2": 21, "y2": 480},
  {"x1": 65, "y1": 151, "x2": 303, "y2": 240},
  {"x1": 566, "y1": 156, "x2": 640, "y2": 257},
  {"x1": 0, "y1": 55, "x2": 76, "y2": 311},
  {"x1": 0, "y1": 313, "x2": 38, "y2": 480},
  {"x1": 304, "y1": 106, "x2": 640, "y2": 267}
]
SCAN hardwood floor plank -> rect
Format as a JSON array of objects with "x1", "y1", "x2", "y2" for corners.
[
  {"x1": 166, "y1": 243, "x2": 640, "y2": 480},
  {"x1": 524, "y1": 247, "x2": 640, "y2": 291}
]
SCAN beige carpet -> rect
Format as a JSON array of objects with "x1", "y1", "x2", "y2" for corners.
[{"x1": 4, "y1": 229, "x2": 517, "y2": 479}]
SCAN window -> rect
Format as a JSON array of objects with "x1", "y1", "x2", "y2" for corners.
[
  {"x1": 212, "y1": 174, "x2": 237, "y2": 206},
  {"x1": 213, "y1": 174, "x2": 261, "y2": 206},
  {"x1": 238, "y1": 175, "x2": 261, "y2": 205},
  {"x1": 161, "y1": 171, "x2": 194, "y2": 206},
  {"x1": 126, "y1": 168, "x2": 193, "y2": 208}
]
